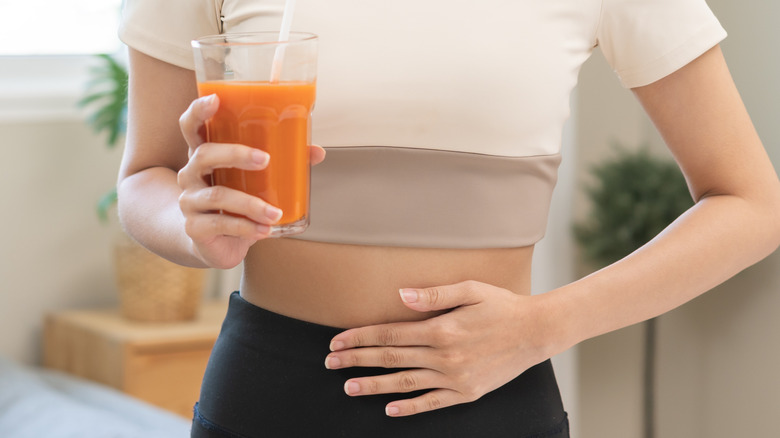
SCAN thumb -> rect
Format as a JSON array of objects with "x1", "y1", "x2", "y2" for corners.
[
  {"x1": 180, "y1": 94, "x2": 220, "y2": 149},
  {"x1": 399, "y1": 281, "x2": 482, "y2": 312}
]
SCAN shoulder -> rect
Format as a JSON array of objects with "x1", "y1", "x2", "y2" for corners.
[
  {"x1": 119, "y1": 0, "x2": 223, "y2": 70},
  {"x1": 596, "y1": 0, "x2": 727, "y2": 88}
]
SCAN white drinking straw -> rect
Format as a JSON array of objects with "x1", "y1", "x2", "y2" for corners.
[{"x1": 270, "y1": 0, "x2": 297, "y2": 82}]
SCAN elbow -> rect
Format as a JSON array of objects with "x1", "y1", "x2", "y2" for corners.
[
  {"x1": 115, "y1": 175, "x2": 136, "y2": 239},
  {"x1": 115, "y1": 167, "x2": 150, "y2": 240},
  {"x1": 731, "y1": 178, "x2": 780, "y2": 261}
]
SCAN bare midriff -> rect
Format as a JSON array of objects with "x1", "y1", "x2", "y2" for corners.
[{"x1": 240, "y1": 238, "x2": 535, "y2": 328}]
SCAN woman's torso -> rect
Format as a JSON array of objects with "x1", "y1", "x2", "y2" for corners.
[
  {"x1": 227, "y1": 1, "x2": 593, "y2": 325},
  {"x1": 125, "y1": 0, "x2": 596, "y2": 327},
  {"x1": 119, "y1": 0, "x2": 725, "y2": 327}
]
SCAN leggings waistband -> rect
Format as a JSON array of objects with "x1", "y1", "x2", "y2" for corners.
[
  {"x1": 223, "y1": 291, "x2": 342, "y2": 363},
  {"x1": 193, "y1": 291, "x2": 569, "y2": 437}
]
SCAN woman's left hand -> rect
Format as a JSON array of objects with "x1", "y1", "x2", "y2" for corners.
[{"x1": 325, "y1": 281, "x2": 565, "y2": 417}]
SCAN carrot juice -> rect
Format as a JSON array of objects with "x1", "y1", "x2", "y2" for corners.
[{"x1": 198, "y1": 80, "x2": 316, "y2": 235}]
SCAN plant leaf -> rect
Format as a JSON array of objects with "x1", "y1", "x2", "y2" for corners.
[
  {"x1": 573, "y1": 146, "x2": 693, "y2": 268},
  {"x1": 80, "y1": 54, "x2": 128, "y2": 148},
  {"x1": 96, "y1": 188, "x2": 119, "y2": 224}
]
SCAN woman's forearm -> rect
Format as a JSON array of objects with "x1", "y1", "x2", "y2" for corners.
[
  {"x1": 117, "y1": 167, "x2": 209, "y2": 268},
  {"x1": 554, "y1": 193, "x2": 780, "y2": 348}
]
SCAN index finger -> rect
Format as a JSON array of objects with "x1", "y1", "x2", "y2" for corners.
[
  {"x1": 329, "y1": 320, "x2": 435, "y2": 352},
  {"x1": 179, "y1": 94, "x2": 219, "y2": 150}
]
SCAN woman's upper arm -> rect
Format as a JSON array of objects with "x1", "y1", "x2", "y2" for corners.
[
  {"x1": 118, "y1": 48, "x2": 199, "y2": 183},
  {"x1": 632, "y1": 46, "x2": 780, "y2": 208}
]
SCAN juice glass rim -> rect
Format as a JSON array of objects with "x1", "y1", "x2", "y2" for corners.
[{"x1": 192, "y1": 31, "x2": 318, "y2": 49}]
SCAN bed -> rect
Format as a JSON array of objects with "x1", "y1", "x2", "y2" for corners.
[{"x1": 0, "y1": 355, "x2": 190, "y2": 438}]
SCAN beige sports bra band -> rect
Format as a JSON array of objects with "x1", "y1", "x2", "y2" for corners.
[{"x1": 289, "y1": 146, "x2": 562, "y2": 249}]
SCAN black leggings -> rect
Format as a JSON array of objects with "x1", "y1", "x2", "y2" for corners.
[{"x1": 192, "y1": 292, "x2": 569, "y2": 437}]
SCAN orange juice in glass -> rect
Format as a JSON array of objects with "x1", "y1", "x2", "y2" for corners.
[{"x1": 192, "y1": 32, "x2": 318, "y2": 236}]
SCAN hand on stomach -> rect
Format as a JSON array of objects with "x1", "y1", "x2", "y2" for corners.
[{"x1": 241, "y1": 238, "x2": 534, "y2": 328}]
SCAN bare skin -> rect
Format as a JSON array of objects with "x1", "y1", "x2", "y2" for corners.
[
  {"x1": 242, "y1": 238, "x2": 533, "y2": 328},
  {"x1": 119, "y1": 45, "x2": 780, "y2": 418}
]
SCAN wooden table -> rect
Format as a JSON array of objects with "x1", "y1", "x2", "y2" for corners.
[{"x1": 43, "y1": 299, "x2": 228, "y2": 418}]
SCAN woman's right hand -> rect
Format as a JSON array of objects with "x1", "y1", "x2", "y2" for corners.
[{"x1": 176, "y1": 94, "x2": 324, "y2": 269}]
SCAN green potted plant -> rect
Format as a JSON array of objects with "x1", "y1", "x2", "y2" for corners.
[
  {"x1": 574, "y1": 146, "x2": 693, "y2": 438},
  {"x1": 81, "y1": 54, "x2": 206, "y2": 322},
  {"x1": 80, "y1": 54, "x2": 125, "y2": 222}
]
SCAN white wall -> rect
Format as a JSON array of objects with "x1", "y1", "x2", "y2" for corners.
[
  {"x1": 0, "y1": 117, "x2": 122, "y2": 364},
  {"x1": 576, "y1": 1, "x2": 780, "y2": 437}
]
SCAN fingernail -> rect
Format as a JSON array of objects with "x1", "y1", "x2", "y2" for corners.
[
  {"x1": 345, "y1": 381, "x2": 360, "y2": 395},
  {"x1": 252, "y1": 150, "x2": 269, "y2": 165},
  {"x1": 330, "y1": 340, "x2": 344, "y2": 352},
  {"x1": 256, "y1": 224, "x2": 271, "y2": 234},
  {"x1": 267, "y1": 206, "x2": 283, "y2": 222},
  {"x1": 204, "y1": 94, "x2": 217, "y2": 105},
  {"x1": 324, "y1": 356, "x2": 341, "y2": 369},
  {"x1": 386, "y1": 406, "x2": 400, "y2": 416},
  {"x1": 399, "y1": 289, "x2": 418, "y2": 303}
]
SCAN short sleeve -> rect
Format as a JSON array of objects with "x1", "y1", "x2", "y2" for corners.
[
  {"x1": 119, "y1": 0, "x2": 222, "y2": 70},
  {"x1": 596, "y1": 0, "x2": 727, "y2": 88}
]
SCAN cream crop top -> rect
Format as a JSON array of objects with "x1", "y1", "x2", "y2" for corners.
[{"x1": 120, "y1": 0, "x2": 726, "y2": 248}]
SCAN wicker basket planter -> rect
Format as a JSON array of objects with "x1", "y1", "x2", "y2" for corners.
[{"x1": 113, "y1": 232, "x2": 206, "y2": 322}]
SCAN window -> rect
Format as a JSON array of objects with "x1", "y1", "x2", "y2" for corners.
[
  {"x1": 0, "y1": 0, "x2": 124, "y2": 121},
  {"x1": 0, "y1": 0, "x2": 123, "y2": 55}
]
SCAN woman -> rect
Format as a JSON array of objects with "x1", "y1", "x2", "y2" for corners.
[{"x1": 118, "y1": 0, "x2": 780, "y2": 436}]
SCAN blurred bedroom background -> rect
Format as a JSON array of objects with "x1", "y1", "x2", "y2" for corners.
[{"x1": 0, "y1": 1, "x2": 777, "y2": 437}]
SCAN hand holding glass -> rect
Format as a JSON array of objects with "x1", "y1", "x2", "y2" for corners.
[{"x1": 192, "y1": 32, "x2": 318, "y2": 236}]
